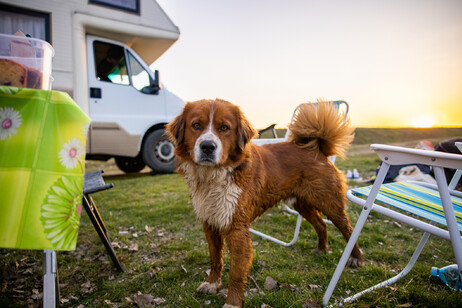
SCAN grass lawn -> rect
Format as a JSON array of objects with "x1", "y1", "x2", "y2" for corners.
[{"x1": 1, "y1": 129, "x2": 462, "y2": 307}]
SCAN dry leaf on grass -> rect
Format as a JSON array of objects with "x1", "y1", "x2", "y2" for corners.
[
  {"x1": 307, "y1": 284, "x2": 322, "y2": 291},
  {"x1": 129, "y1": 243, "x2": 139, "y2": 252},
  {"x1": 134, "y1": 293, "x2": 153, "y2": 307},
  {"x1": 133, "y1": 292, "x2": 165, "y2": 307},
  {"x1": 155, "y1": 229, "x2": 166, "y2": 237},
  {"x1": 153, "y1": 297, "x2": 166, "y2": 305},
  {"x1": 280, "y1": 283, "x2": 299, "y2": 292},
  {"x1": 264, "y1": 276, "x2": 278, "y2": 290},
  {"x1": 111, "y1": 241, "x2": 128, "y2": 249},
  {"x1": 80, "y1": 281, "x2": 97, "y2": 294},
  {"x1": 147, "y1": 268, "x2": 156, "y2": 279},
  {"x1": 302, "y1": 299, "x2": 321, "y2": 308},
  {"x1": 30, "y1": 288, "x2": 42, "y2": 300}
]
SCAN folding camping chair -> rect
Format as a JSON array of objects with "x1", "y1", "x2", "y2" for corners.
[
  {"x1": 250, "y1": 100, "x2": 349, "y2": 246},
  {"x1": 323, "y1": 143, "x2": 462, "y2": 307}
]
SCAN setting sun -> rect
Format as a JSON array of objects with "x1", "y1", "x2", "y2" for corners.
[{"x1": 410, "y1": 116, "x2": 436, "y2": 128}]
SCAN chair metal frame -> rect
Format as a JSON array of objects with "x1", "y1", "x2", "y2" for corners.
[
  {"x1": 323, "y1": 143, "x2": 462, "y2": 307},
  {"x1": 82, "y1": 170, "x2": 125, "y2": 272},
  {"x1": 249, "y1": 101, "x2": 349, "y2": 246}
]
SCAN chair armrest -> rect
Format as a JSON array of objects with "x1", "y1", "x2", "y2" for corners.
[
  {"x1": 371, "y1": 144, "x2": 462, "y2": 170},
  {"x1": 252, "y1": 138, "x2": 285, "y2": 145}
]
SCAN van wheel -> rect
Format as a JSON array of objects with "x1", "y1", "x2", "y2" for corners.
[
  {"x1": 142, "y1": 129, "x2": 175, "y2": 173},
  {"x1": 115, "y1": 156, "x2": 146, "y2": 173}
]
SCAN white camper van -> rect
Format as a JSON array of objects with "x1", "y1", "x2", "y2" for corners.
[{"x1": 0, "y1": 0, "x2": 185, "y2": 173}]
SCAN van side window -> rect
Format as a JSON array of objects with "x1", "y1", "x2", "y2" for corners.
[
  {"x1": 127, "y1": 51, "x2": 153, "y2": 94},
  {"x1": 94, "y1": 41, "x2": 129, "y2": 85}
]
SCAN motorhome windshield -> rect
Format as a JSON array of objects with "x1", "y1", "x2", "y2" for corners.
[{"x1": 127, "y1": 51, "x2": 153, "y2": 93}]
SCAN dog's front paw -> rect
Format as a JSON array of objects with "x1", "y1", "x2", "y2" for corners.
[
  {"x1": 347, "y1": 256, "x2": 363, "y2": 267},
  {"x1": 197, "y1": 281, "x2": 221, "y2": 294},
  {"x1": 223, "y1": 304, "x2": 240, "y2": 308}
]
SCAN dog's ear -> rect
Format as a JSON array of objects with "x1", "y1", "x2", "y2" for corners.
[
  {"x1": 166, "y1": 112, "x2": 185, "y2": 145},
  {"x1": 237, "y1": 110, "x2": 257, "y2": 151}
]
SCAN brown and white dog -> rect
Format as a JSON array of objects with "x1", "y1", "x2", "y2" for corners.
[{"x1": 166, "y1": 99, "x2": 363, "y2": 308}]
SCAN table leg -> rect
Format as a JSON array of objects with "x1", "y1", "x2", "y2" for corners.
[{"x1": 42, "y1": 250, "x2": 59, "y2": 308}]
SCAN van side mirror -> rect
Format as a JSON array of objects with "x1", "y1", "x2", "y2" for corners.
[{"x1": 150, "y1": 70, "x2": 161, "y2": 94}]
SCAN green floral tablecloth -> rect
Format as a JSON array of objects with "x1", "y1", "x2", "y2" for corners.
[{"x1": 0, "y1": 86, "x2": 90, "y2": 250}]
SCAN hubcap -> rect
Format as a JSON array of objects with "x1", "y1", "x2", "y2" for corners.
[{"x1": 155, "y1": 140, "x2": 174, "y2": 163}]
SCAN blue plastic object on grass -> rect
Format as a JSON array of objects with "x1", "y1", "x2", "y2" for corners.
[{"x1": 431, "y1": 264, "x2": 462, "y2": 291}]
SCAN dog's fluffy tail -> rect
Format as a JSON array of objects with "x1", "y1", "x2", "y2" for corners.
[{"x1": 287, "y1": 101, "x2": 354, "y2": 158}]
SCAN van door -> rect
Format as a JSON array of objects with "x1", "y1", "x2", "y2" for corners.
[{"x1": 86, "y1": 36, "x2": 166, "y2": 157}]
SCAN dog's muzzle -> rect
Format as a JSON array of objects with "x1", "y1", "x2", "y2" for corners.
[
  {"x1": 194, "y1": 129, "x2": 222, "y2": 165},
  {"x1": 200, "y1": 140, "x2": 216, "y2": 156},
  {"x1": 197, "y1": 140, "x2": 218, "y2": 164}
]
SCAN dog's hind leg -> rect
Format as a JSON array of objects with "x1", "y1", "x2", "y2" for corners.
[
  {"x1": 321, "y1": 202, "x2": 364, "y2": 267},
  {"x1": 225, "y1": 227, "x2": 253, "y2": 308},
  {"x1": 293, "y1": 200, "x2": 328, "y2": 253},
  {"x1": 197, "y1": 223, "x2": 224, "y2": 294}
]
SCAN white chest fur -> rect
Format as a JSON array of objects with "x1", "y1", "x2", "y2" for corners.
[{"x1": 179, "y1": 162, "x2": 242, "y2": 231}]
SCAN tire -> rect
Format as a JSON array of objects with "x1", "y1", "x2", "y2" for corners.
[
  {"x1": 142, "y1": 129, "x2": 175, "y2": 173},
  {"x1": 115, "y1": 156, "x2": 146, "y2": 173}
]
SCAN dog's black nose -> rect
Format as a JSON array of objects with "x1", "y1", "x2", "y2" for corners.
[{"x1": 200, "y1": 141, "x2": 216, "y2": 155}]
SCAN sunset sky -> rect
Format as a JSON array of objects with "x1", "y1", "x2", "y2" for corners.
[{"x1": 154, "y1": 0, "x2": 462, "y2": 128}]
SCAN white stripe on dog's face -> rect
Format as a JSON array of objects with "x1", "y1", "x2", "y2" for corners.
[{"x1": 193, "y1": 104, "x2": 223, "y2": 165}]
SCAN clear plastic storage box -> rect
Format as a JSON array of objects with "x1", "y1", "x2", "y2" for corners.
[{"x1": 0, "y1": 33, "x2": 54, "y2": 90}]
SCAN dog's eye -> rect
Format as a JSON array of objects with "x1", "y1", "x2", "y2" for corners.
[
  {"x1": 192, "y1": 123, "x2": 201, "y2": 130},
  {"x1": 219, "y1": 125, "x2": 229, "y2": 132}
]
